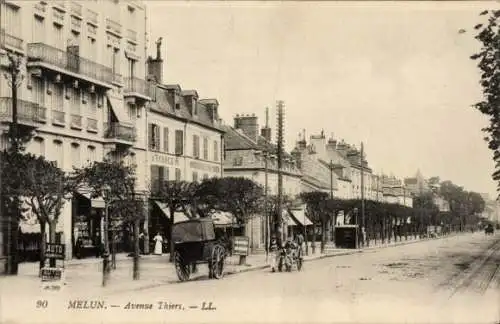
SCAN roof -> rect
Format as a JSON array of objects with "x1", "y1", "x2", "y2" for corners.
[
  {"x1": 149, "y1": 83, "x2": 223, "y2": 132},
  {"x1": 221, "y1": 125, "x2": 258, "y2": 150}
]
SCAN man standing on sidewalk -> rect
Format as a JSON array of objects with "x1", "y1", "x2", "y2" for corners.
[{"x1": 269, "y1": 234, "x2": 279, "y2": 272}]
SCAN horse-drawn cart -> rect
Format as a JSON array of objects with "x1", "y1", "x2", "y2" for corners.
[{"x1": 172, "y1": 218, "x2": 226, "y2": 282}]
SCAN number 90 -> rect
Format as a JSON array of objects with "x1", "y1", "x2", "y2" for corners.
[{"x1": 36, "y1": 300, "x2": 48, "y2": 308}]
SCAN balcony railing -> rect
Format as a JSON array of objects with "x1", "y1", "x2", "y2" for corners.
[
  {"x1": 70, "y1": 114, "x2": 82, "y2": 129},
  {"x1": 27, "y1": 43, "x2": 114, "y2": 84},
  {"x1": 53, "y1": 1, "x2": 66, "y2": 10},
  {"x1": 52, "y1": 110, "x2": 65, "y2": 125},
  {"x1": 70, "y1": 2, "x2": 82, "y2": 17},
  {"x1": 126, "y1": 29, "x2": 137, "y2": 42},
  {"x1": 86, "y1": 118, "x2": 98, "y2": 132},
  {"x1": 0, "y1": 97, "x2": 46, "y2": 125},
  {"x1": 86, "y1": 9, "x2": 98, "y2": 25},
  {"x1": 0, "y1": 28, "x2": 24, "y2": 51},
  {"x1": 104, "y1": 122, "x2": 136, "y2": 142},
  {"x1": 106, "y1": 19, "x2": 122, "y2": 35},
  {"x1": 124, "y1": 77, "x2": 149, "y2": 97}
]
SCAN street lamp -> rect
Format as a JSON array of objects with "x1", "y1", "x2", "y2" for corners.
[
  {"x1": 2, "y1": 51, "x2": 24, "y2": 275},
  {"x1": 101, "y1": 184, "x2": 111, "y2": 287}
]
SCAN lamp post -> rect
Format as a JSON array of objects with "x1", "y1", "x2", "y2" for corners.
[
  {"x1": 102, "y1": 185, "x2": 111, "y2": 287},
  {"x1": 2, "y1": 52, "x2": 24, "y2": 275},
  {"x1": 327, "y1": 160, "x2": 334, "y2": 244},
  {"x1": 263, "y1": 150, "x2": 269, "y2": 262}
]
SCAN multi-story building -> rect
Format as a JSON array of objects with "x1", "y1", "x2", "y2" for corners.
[
  {"x1": 223, "y1": 114, "x2": 303, "y2": 250},
  {"x1": 380, "y1": 175, "x2": 412, "y2": 207},
  {"x1": 1, "y1": 0, "x2": 151, "y2": 260}
]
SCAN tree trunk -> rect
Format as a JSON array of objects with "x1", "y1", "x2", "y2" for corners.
[
  {"x1": 48, "y1": 220, "x2": 57, "y2": 267},
  {"x1": 133, "y1": 219, "x2": 140, "y2": 280},
  {"x1": 39, "y1": 221, "x2": 46, "y2": 273},
  {"x1": 239, "y1": 220, "x2": 247, "y2": 265}
]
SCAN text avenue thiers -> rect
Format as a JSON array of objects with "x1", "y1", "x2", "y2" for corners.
[{"x1": 67, "y1": 300, "x2": 216, "y2": 311}]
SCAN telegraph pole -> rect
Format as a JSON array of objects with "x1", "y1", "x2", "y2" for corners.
[
  {"x1": 276, "y1": 101, "x2": 285, "y2": 242},
  {"x1": 264, "y1": 107, "x2": 269, "y2": 261},
  {"x1": 360, "y1": 142, "x2": 365, "y2": 248}
]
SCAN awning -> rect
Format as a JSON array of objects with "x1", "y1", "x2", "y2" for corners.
[
  {"x1": 154, "y1": 201, "x2": 190, "y2": 223},
  {"x1": 211, "y1": 211, "x2": 234, "y2": 226},
  {"x1": 106, "y1": 94, "x2": 129, "y2": 124},
  {"x1": 77, "y1": 190, "x2": 105, "y2": 209},
  {"x1": 19, "y1": 220, "x2": 41, "y2": 234},
  {"x1": 288, "y1": 209, "x2": 314, "y2": 226}
]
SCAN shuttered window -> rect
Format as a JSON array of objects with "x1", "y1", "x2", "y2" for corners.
[
  {"x1": 163, "y1": 127, "x2": 169, "y2": 153},
  {"x1": 175, "y1": 130, "x2": 183, "y2": 155}
]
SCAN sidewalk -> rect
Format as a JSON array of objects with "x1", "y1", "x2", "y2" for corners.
[{"x1": 0, "y1": 232, "x2": 466, "y2": 297}]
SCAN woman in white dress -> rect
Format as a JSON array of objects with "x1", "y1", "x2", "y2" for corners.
[{"x1": 153, "y1": 232, "x2": 163, "y2": 255}]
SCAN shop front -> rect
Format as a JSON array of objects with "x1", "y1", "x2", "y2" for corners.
[{"x1": 72, "y1": 191, "x2": 105, "y2": 259}]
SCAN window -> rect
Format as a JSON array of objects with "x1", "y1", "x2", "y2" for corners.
[
  {"x1": 175, "y1": 130, "x2": 183, "y2": 155},
  {"x1": 127, "y1": 104, "x2": 136, "y2": 120},
  {"x1": 163, "y1": 127, "x2": 169, "y2": 153},
  {"x1": 52, "y1": 24, "x2": 64, "y2": 49},
  {"x1": 213, "y1": 140, "x2": 219, "y2": 161},
  {"x1": 32, "y1": 76, "x2": 44, "y2": 106},
  {"x1": 109, "y1": 47, "x2": 120, "y2": 74},
  {"x1": 87, "y1": 36, "x2": 96, "y2": 61},
  {"x1": 71, "y1": 143, "x2": 80, "y2": 168},
  {"x1": 51, "y1": 82, "x2": 64, "y2": 112},
  {"x1": 0, "y1": 134, "x2": 9, "y2": 151},
  {"x1": 164, "y1": 167, "x2": 169, "y2": 181},
  {"x1": 175, "y1": 168, "x2": 181, "y2": 181},
  {"x1": 203, "y1": 137, "x2": 208, "y2": 160},
  {"x1": 53, "y1": 140, "x2": 64, "y2": 168},
  {"x1": 89, "y1": 92, "x2": 97, "y2": 116},
  {"x1": 71, "y1": 87, "x2": 80, "y2": 114},
  {"x1": 192, "y1": 135, "x2": 199, "y2": 158},
  {"x1": 150, "y1": 165, "x2": 161, "y2": 193},
  {"x1": 33, "y1": 137, "x2": 45, "y2": 156},
  {"x1": 203, "y1": 174, "x2": 208, "y2": 180},
  {"x1": 87, "y1": 145, "x2": 96, "y2": 163},
  {"x1": 148, "y1": 123, "x2": 160, "y2": 151},
  {"x1": 192, "y1": 172, "x2": 198, "y2": 183},
  {"x1": 4, "y1": 3, "x2": 21, "y2": 38},
  {"x1": 127, "y1": 58, "x2": 135, "y2": 79},
  {"x1": 33, "y1": 16, "x2": 45, "y2": 42}
]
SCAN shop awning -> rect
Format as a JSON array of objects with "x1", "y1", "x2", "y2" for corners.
[
  {"x1": 19, "y1": 220, "x2": 41, "y2": 234},
  {"x1": 107, "y1": 94, "x2": 129, "y2": 123},
  {"x1": 288, "y1": 209, "x2": 314, "y2": 226},
  {"x1": 76, "y1": 190, "x2": 105, "y2": 209},
  {"x1": 211, "y1": 211, "x2": 234, "y2": 226},
  {"x1": 154, "y1": 201, "x2": 190, "y2": 223}
]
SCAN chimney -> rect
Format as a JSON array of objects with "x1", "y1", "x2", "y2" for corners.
[
  {"x1": 199, "y1": 99, "x2": 219, "y2": 122},
  {"x1": 261, "y1": 127, "x2": 271, "y2": 142},
  {"x1": 234, "y1": 113, "x2": 259, "y2": 143},
  {"x1": 309, "y1": 132, "x2": 327, "y2": 157},
  {"x1": 182, "y1": 90, "x2": 198, "y2": 116},
  {"x1": 327, "y1": 136, "x2": 337, "y2": 151},
  {"x1": 147, "y1": 37, "x2": 164, "y2": 84}
]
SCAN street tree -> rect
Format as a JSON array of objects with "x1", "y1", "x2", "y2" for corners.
[
  {"x1": 154, "y1": 180, "x2": 198, "y2": 262},
  {"x1": 72, "y1": 159, "x2": 144, "y2": 280},
  {"x1": 300, "y1": 191, "x2": 330, "y2": 253},
  {"x1": 466, "y1": 10, "x2": 500, "y2": 196},
  {"x1": 196, "y1": 177, "x2": 263, "y2": 264}
]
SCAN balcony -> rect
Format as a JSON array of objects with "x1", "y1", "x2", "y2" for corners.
[
  {"x1": 52, "y1": 1, "x2": 66, "y2": 11},
  {"x1": 27, "y1": 43, "x2": 114, "y2": 87},
  {"x1": 106, "y1": 19, "x2": 122, "y2": 37},
  {"x1": 126, "y1": 29, "x2": 137, "y2": 43},
  {"x1": 52, "y1": 110, "x2": 65, "y2": 126},
  {"x1": 70, "y1": 16, "x2": 82, "y2": 32},
  {"x1": 52, "y1": 8, "x2": 65, "y2": 25},
  {"x1": 0, "y1": 97, "x2": 46, "y2": 128},
  {"x1": 70, "y1": 114, "x2": 82, "y2": 130},
  {"x1": 0, "y1": 28, "x2": 24, "y2": 52},
  {"x1": 124, "y1": 77, "x2": 151, "y2": 102},
  {"x1": 104, "y1": 122, "x2": 136, "y2": 145},
  {"x1": 86, "y1": 118, "x2": 98, "y2": 133},
  {"x1": 86, "y1": 9, "x2": 98, "y2": 25}
]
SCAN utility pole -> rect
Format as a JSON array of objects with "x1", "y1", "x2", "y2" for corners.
[
  {"x1": 276, "y1": 100, "x2": 285, "y2": 242},
  {"x1": 360, "y1": 142, "x2": 365, "y2": 248},
  {"x1": 264, "y1": 107, "x2": 269, "y2": 261},
  {"x1": 3, "y1": 52, "x2": 24, "y2": 275}
]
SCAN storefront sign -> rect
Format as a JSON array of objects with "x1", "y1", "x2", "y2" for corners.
[
  {"x1": 151, "y1": 153, "x2": 180, "y2": 167},
  {"x1": 41, "y1": 267, "x2": 63, "y2": 281},
  {"x1": 232, "y1": 236, "x2": 249, "y2": 256},
  {"x1": 45, "y1": 243, "x2": 65, "y2": 259},
  {"x1": 189, "y1": 161, "x2": 220, "y2": 173}
]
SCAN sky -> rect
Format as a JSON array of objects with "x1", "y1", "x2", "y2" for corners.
[{"x1": 145, "y1": 1, "x2": 498, "y2": 198}]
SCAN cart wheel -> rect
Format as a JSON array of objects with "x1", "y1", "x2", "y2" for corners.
[
  {"x1": 211, "y1": 245, "x2": 225, "y2": 279},
  {"x1": 174, "y1": 252, "x2": 191, "y2": 282}
]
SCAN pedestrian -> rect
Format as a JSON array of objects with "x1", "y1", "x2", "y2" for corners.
[
  {"x1": 138, "y1": 231, "x2": 145, "y2": 254},
  {"x1": 153, "y1": 232, "x2": 163, "y2": 255},
  {"x1": 269, "y1": 234, "x2": 279, "y2": 272},
  {"x1": 296, "y1": 232, "x2": 305, "y2": 257}
]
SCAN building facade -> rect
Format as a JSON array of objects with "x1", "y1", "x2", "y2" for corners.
[{"x1": 223, "y1": 114, "x2": 302, "y2": 250}]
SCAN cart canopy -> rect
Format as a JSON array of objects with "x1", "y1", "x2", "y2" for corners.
[{"x1": 172, "y1": 218, "x2": 216, "y2": 243}]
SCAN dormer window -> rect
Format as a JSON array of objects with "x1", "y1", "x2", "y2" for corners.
[{"x1": 175, "y1": 103, "x2": 180, "y2": 110}]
